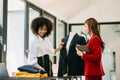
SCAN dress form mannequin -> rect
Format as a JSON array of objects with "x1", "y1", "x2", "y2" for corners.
[{"x1": 58, "y1": 32, "x2": 86, "y2": 77}]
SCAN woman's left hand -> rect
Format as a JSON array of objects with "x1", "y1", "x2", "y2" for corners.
[
  {"x1": 55, "y1": 42, "x2": 64, "y2": 54},
  {"x1": 58, "y1": 42, "x2": 64, "y2": 50}
]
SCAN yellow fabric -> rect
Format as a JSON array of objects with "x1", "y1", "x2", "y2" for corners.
[{"x1": 15, "y1": 72, "x2": 48, "y2": 78}]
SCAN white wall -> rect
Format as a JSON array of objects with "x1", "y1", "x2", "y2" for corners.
[{"x1": 115, "y1": 41, "x2": 120, "y2": 80}]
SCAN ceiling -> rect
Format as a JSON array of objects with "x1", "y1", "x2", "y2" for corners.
[{"x1": 27, "y1": 0, "x2": 120, "y2": 23}]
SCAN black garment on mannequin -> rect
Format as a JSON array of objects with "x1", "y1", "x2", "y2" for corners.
[{"x1": 58, "y1": 33, "x2": 86, "y2": 77}]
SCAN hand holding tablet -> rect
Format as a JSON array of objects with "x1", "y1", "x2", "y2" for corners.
[{"x1": 76, "y1": 45, "x2": 89, "y2": 53}]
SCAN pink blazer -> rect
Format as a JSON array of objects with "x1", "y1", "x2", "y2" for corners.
[{"x1": 83, "y1": 35, "x2": 105, "y2": 76}]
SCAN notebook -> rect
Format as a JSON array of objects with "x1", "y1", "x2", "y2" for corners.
[{"x1": 0, "y1": 63, "x2": 9, "y2": 78}]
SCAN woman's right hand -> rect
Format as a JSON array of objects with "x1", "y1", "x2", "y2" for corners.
[
  {"x1": 34, "y1": 63, "x2": 45, "y2": 71},
  {"x1": 40, "y1": 66, "x2": 45, "y2": 71}
]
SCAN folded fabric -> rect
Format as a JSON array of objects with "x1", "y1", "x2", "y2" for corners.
[
  {"x1": 15, "y1": 71, "x2": 48, "y2": 78},
  {"x1": 18, "y1": 65, "x2": 46, "y2": 74}
]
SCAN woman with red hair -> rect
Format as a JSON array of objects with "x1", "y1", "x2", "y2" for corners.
[{"x1": 76, "y1": 18, "x2": 105, "y2": 80}]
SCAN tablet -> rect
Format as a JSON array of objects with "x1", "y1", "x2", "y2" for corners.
[{"x1": 76, "y1": 45, "x2": 89, "y2": 53}]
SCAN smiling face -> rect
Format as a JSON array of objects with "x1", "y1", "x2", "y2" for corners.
[{"x1": 38, "y1": 25, "x2": 47, "y2": 38}]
